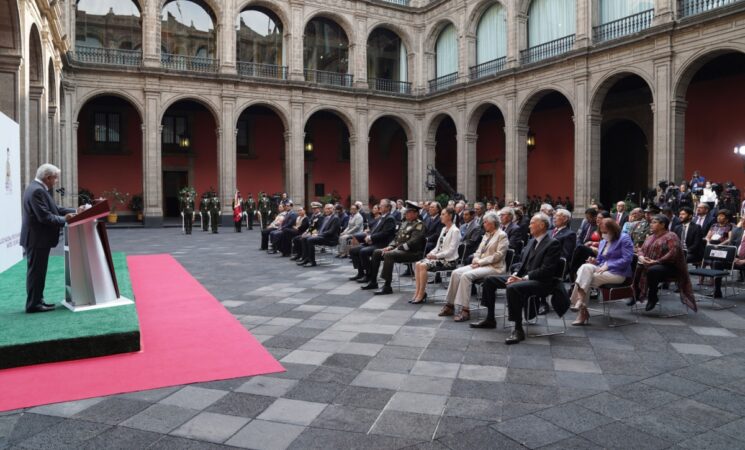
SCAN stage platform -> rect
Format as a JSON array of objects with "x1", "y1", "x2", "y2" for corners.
[{"x1": 0, "y1": 253, "x2": 140, "y2": 369}]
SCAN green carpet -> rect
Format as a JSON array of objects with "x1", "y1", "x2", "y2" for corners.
[{"x1": 0, "y1": 252, "x2": 140, "y2": 348}]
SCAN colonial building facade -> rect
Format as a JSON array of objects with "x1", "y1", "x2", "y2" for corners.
[{"x1": 2, "y1": 0, "x2": 745, "y2": 225}]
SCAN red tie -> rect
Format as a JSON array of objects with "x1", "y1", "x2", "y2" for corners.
[
  {"x1": 552, "y1": 228, "x2": 558, "y2": 238},
  {"x1": 739, "y1": 240, "x2": 745, "y2": 260}
]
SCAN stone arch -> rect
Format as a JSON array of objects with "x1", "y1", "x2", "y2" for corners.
[
  {"x1": 75, "y1": 90, "x2": 144, "y2": 123},
  {"x1": 467, "y1": 101, "x2": 507, "y2": 135},
  {"x1": 28, "y1": 24, "x2": 43, "y2": 87},
  {"x1": 517, "y1": 86, "x2": 575, "y2": 126},
  {"x1": 426, "y1": 111, "x2": 458, "y2": 142},
  {"x1": 303, "y1": 11, "x2": 356, "y2": 48},
  {"x1": 0, "y1": 0, "x2": 21, "y2": 53},
  {"x1": 673, "y1": 46, "x2": 745, "y2": 101},
  {"x1": 367, "y1": 22, "x2": 415, "y2": 59},
  {"x1": 236, "y1": 0, "x2": 290, "y2": 31},
  {"x1": 160, "y1": 0, "x2": 221, "y2": 19},
  {"x1": 160, "y1": 94, "x2": 220, "y2": 127},
  {"x1": 303, "y1": 105, "x2": 355, "y2": 136},
  {"x1": 466, "y1": 0, "x2": 509, "y2": 37},
  {"x1": 367, "y1": 112, "x2": 413, "y2": 140},
  {"x1": 424, "y1": 19, "x2": 458, "y2": 56},
  {"x1": 590, "y1": 68, "x2": 655, "y2": 114},
  {"x1": 0, "y1": 0, "x2": 21, "y2": 120},
  {"x1": 234, "y1": 100, "x2": 289, "y2": 131}
]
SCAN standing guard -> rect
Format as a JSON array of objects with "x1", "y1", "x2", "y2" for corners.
[
  {"x1": 209, "y1": 190, "x2": 221, "y2": 234},
  {"x1": 259, "y1": 192, "x2": 271, "y2": 229},
  {"x1": 180, "y1": 187, "x2": 196, "y2": 235},
  {"x1": 199, "y1": 192, "x2": 210, "y2": 231},
  {"x1": 244, "y1": 192, "x2": 256, "y2": 230}
]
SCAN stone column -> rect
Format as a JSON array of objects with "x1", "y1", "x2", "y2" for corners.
[
  {"x1": 60, "y1": 83, "x2": 76, "y2": 208},
  {"x1": 510, "y1": 12, "x2": 528, "y2": 68},
  {"x1": 457, "y1": 5, "x2": 468, "y2": 83},
  {"x1": 412, "y1": 24, "x2": 425, "y2": 95},
  {"x1": 27, "y1": 86, "x2": 44, "y2": 185},
  {"x1": 585, "y1": 113, "x2": 602, "y2": 213},
  {"x1": 424, "y1": 138, "x2": 436, "y2": 199},
  {"x1": 670, "y1": 100, "x2": 687, "y2": 184},
  {"x1": 287, "y1": 101, "x2": 305, "y2": 204},
  {"x1": 504, "y1": 93, "x2": 526, "y2": 202},
  {"x1": 652, "y1": 57, "x2": 675, "y2": 183},
  {"x1": 0, "y1": 54, "x2": 21, "y2": 121},
  {"x1": 220, "y1": 2, "x2": 236, "y2": 75},
  {"x1": 454, "y1": 102, "x2": 468, "y2": 198},
  {"x1": 48, "y1": 105, "x2": 57, "y2": 167},
  {"x1": 142, "y1": 3, "x2": 160, "y2": 68},
  {"x1": 575, "y1": 0, "x2": 590, "y2": 48},
  {"x1": 409, "y1": 112, "x2": 427, "y2": 200},
  {"x1": 288, "y1": 1, "x2": 305, "y2": 82},
  {"x1": 464, "y1": 132, "x2": 478, "y2": 202},
  {"x1": 406, "y1": 140, "x2": 417, "y2": 199},
  {"x1": 573, "y1": 74, "x2": 593, "y2": 213},
  {"x1": 351, "y1": 107, "x2": 369, "y2": 203},
  {"x1": 220, "y1": 96, "x2": 236, "y2": 219},
  {"x1": 143, "y1": 91, "x2": 162, "y2": 226},
  {"x1": 353, "y1": 13, "x2": 368, "y2": 89},
  {"x1": 654, "y1": 0, "x2": 676, "y2": 24}
]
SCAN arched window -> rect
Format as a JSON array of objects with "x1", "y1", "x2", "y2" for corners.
[
  {"x1": 476, "y1": 3, "x2": 507, "y2": 65},
  {"x1": 75, "y1": 0, "x2": 141, "y2": 64},
  {"x1": 303, "y1": 17, "x2": 349, "y2": 74},
  {"x1": 527, "y1": 0, "x2": 575, "y2": 47},
  {"x1": 367, "y1": 27, "x2": 407, "y2": 89},
  {"x1": 436, "y1": 24, "x2": 458, "y2": 77},
  {"x1": 236, "y1": 7, "x2": 283, "y2": 66},
  {"x1": 599, "y1": 0, "x2": 654, "y2": 23},
  {"x1": 161, "y1": 0, "x2": 216, "y2": 59}
]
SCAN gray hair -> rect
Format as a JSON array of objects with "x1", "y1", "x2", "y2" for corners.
[
  {"x1": 540, "y1": 203, "x2": 554, "y2": 214},
  {"x1": 555, "y1": 208, "x2": 572, "y2": 220},
  {"x1": 483, "y1": 212, "x2": 499, "y2": 225},
  {"x1": 532, "y1": 212, "x2": 551, "y2": 229},
  {"x1": 497, "y1": 207, "x2": 514, "y2": 220},
  {"x1": 35, "y1": 163, "x2": 60, "y2": 180}
]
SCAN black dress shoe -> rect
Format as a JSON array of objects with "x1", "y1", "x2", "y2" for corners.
[
  {"x1": 361, "y1": 282, "x2": 379, "y2": 290},
  {"x1": 374, "y1": 285, "x2": 393, "y2": 295},
  {"x1": 625, "y1": 298, "x2": 636, "y2": 306},
  {"x1": 505, "y1": 328, "x2": 525, "y2": 345},
  {"x1": 268, "y1": 250, "x2": 277, "y2": 254},
  {"x1": 303, "y1": 261, "x2": 317, "y2": 267},
  {"x1": 712, "y1": 290, "x2": 723, "y2": 299},
  {"x1": 296, "y1": 259, "x2": 309, "y2": 266},
  {"x1": 290, "y1": 255, "x2": 300, "y2": 261},
  {"x1": 349, "y1": 273, "x2": 365, "y2": 281},
  {"x1": 27, "y1": 304, "x2": 55, "y2": 313},
  {"x1": 470, "y1": 318, "x2": 497, "y2": 329},
  {"x1": 42, "y1": 302, "x2": 56, "y2": 308},
  {"x1": 645, "y1": 298, "x2": 658, "y2": 311}
]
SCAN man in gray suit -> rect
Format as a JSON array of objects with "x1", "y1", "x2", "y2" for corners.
[{"x1": 20, "y1": 164, "x2": 78, "y2": 313}]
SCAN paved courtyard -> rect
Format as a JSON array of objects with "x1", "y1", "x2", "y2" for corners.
[{"x1": 3, "y1": 228, "x2": 745, "y2": 449}]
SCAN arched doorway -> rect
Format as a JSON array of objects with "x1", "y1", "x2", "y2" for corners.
[
  {"x1": 596, "y1": 74, "x2": 653, "y2": 207},
  {"x1": 433, "y1": 115, "x2": 457, "y2": 197},
  {"x1": 682, "y1": 52, "x2": 745, "y2": 191},
  {"x1": 474, "y1": 105, "x2": 506, "y2": 202},
  {"x1": 160, "y1": 99, "x2": 218, "y2": 217},
  {"x1": 368, "y1": 116, "x2": 408, "y2": 203},
  {"x1": 523, "y1": 91, "x2": 574, "y2": 203},
  {"x1": 304, "y1": 110, "x2": 351, "y2": 206},
  {"x1": 26, "y1": 25, "x2": 44, "y2": 182},
  {"x1": 0, "y1": 0, "x2": 21, "y2": 120},
  {"x1": 77, "y1": 95, "x2": 143, "y2": 220},
  {"x1": 235, "y1": 105, "x2": 286, "y2": 198}
]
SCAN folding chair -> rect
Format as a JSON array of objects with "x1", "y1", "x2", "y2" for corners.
[
  {"x1": 316, "y1": 244, "x2": 340, "y2": 266},
  {"x1": 688, "y1": 244, "x2": 738, "y2": 310},
  {"x1": 471, "y1": 249, "x2": 515, "y2": 319},
  {"x1": 523, "y1": 257, "x2": 568, "y2": 338},
  {"x1": 591, "y1": 255, "x2": 640, "y2": 327}
]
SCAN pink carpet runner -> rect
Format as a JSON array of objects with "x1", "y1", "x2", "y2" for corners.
[{"x1": 0, "y1": 254, "x2": 283, "y2": 412}]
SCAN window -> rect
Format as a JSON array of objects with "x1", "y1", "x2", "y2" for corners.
[
  {"x1": 90, "y1": 111, "x2": 123, "y2": 152},
  {"x1": 236, "y1": 119, "x2": 257, "y2": 158},
  {"x1": 162, "y1": 115, "x2": 189, "y2": 152}
]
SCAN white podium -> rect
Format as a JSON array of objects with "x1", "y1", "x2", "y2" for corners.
[{"x1": 62, "y1": 200, "x2": 133, "y2": 312}]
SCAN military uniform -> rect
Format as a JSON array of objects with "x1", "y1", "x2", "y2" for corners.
[
  {"x1": 291, "y1": 204, "x2": 324, "y2": 260},
  {"x1": 181, "y1": 195, "x2": 195, "y2": 235},
  {"x1": 244, "y1": 194, "x2": 256, "y2": 230},
  {"x1": 364, "y1": 210, "x2": 426, "y2": 294},
  {"x1": 209, "y1": 195, "x2": 221, "y2": 233},
  {"x1": 199, "y1": 196, "x2": 210, "y2": 231},
  {"x1": 259, "y1": 193, "x2": 271, "y2": 229}
]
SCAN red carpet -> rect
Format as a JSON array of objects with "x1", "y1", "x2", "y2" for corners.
[{"x1": 0, "y1": 254, "x2": 283, "y2": 412}]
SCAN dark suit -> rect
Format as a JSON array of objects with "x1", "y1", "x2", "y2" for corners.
[
  {"x1": 550, "y1": 226, "x2": 577, "y2": 266},
  {"x1": 614, "y1": 212, "x2": 629, "y2": 227},
  {"x1": 350, "y1": 214, "x2": 397, "y2": 277},
  {"x1": 277, "y1": 216, "x2": 309, "y2": 256},
  {"x1": 21, "y1": 180, "x2": 75, "y2": 312},
  {"x1": 423, "y1": 214, "x2": 443, "y2": 254},
  {"x1": 304, "y1": 215, "x2": 341, "y2": 264},
  {"x1": 458, "y1": 219, "x2": 483, "y2": 260},
  {"x1": 675, "y1": 221, "x2": 704, "y2": 264},
  {"x1": 693, "y1": 214, "x2": 714, "y2": 234},
  {"x1": 503, "y1": 222, "x2": 526, "y2": 255},
  {"x1": 481, "y1": 236, "x2": 562, "y2": 324}
]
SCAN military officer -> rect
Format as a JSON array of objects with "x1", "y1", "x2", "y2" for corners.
[
  {"x1": 244, "y1": 192, "x2": 256, "y2": 230},
  {"x1": 209, "y1": 192, "x2": 221, "y2": 233},
  {"x1": 259, "y1": 192, "x2": 271, "y2": 229},
  {"x1": 199, "y1": 193, "x2": 210, "y2": 231},
  {"x1": 180, "y1": 190, "x2": 196, "y2": 235},
  {"x1": 362, "y1": 201, "x2": 426, "y2": 295},
  {"x1": 291, "y1": 202, "x2": 324, "y2": 260}
]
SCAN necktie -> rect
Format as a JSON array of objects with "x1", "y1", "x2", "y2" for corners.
[
  {"x1": 681, "y1": 224, "x2": 688, "y2": 250},
  {"x1": 617, "y1": 213, "x2": 622, "y2": 222},
  {"x1": 697, "y1": 216, "x2": 704, "y2": 226},
  {"x1": 552, "y1": 228, "x2": 558, "y2": 238}
]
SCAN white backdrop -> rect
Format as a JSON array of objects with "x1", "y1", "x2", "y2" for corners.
[{"x1": 0, "y1": 112, "x2": 22, "y2": 274}]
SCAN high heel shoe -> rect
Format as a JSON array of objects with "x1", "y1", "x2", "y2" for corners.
[
  {"x1": 411, "y1": 293, "x2": 428, "y2": 304},
  {"x1": 572, "y1": 307, "x2": 590, "y2": 326},
  {"x1": 569, "y1": 303, "x2": 580, "y2": 312}
]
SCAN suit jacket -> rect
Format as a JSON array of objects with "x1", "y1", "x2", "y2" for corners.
[
  {"x1": 693, "y1": 214, "x2": 714, "y2": 234},
  {"x1": 576, "y1": 222, "x2": 597, "y2": 246},
  {"x1": 295, "y1": 216, "x2": 310, "y2": 234},
  {"x1": 317, "y1": 214, "x2": 341, "y2": 240},
  {"x1": 21, "y1": 181, "x2": 75, "y2": 249},
  {"x1": 729, "y1": 226, "x2": 744, "y2": 249},
  {"x1": 515, "y1": 236, "x2": 562, "y2": 284},
  {"x1": 280, "y1": 210, "x2": 298, "y2": 230},
  {"x1": 462, "y1": 219, "x2": 484, "y2": 254},
  {"x1": 596, "y1": 233, "x2": 635, "y2": 278},
  {"x1": 424, "y1": 214, "x2": 443, "y2": 244},
  {"x1": 370, "y1": 214, "x2": 397, "y2": 246},
  {"x1": 472, "y1": 230, "x2": 509, "y2": 272},
  {"x1": 675, "y1": 221, "x2": 705, "y2": 261},
  {"x1": 550, "y1": 226, "x2": 576, "y2": 262},
  {"x1": 504, "y1": 222, "x2": 526, "y2": 253},
  {"x1": 614, "y1": 212, "x2": 629, "y2": 227}
]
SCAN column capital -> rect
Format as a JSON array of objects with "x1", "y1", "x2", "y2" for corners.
[
  {"x1": 216, "y1": 127, "x2": 223, "y2": 137},
  {"x1": 670, "y1": 99, "x2": 688, "y2": 111},
  {"x1": 141, "y1": 123, "x2": 146, "y2": 132},
  {"x1": 72, "y1": 121, "x2": 79, "y2": 130},
  {"x1": 465, "y1": 132, "x2": 477, "y2": 143}
]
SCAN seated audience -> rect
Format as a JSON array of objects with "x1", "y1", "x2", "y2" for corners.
[
  {"x1": 622, "y1": 208, "x2": 643, "y2": 235},
  {"x1": 439, "y1": 212, "x2": 508, "y2": 322},
  {"x1": 499, "y1": 207, "x2": 526, "y2": 255},
  {"x1": 423, "y1": 202, "x2": 444, "y2": 254},
  {"x1": 349, "y1": 200, "x2": 397, "y2": 281},
  {"x1": 705, "y1": 209, "x2": 733, "y2": 246},
  {"x1": 693, "y1": 203, "x2": 714, "y2": 233},
  {"x1": 569, "y1": 210, "x2": 607, "y2": 281},
  {"x1": 337, "y1": 203, "x2": 363, "y2": 257},
  {"x1": 260, "y1": 203, "x2": 289, "y2": 250},
  {"x1": 629, "y1": 207, "x2": 651, "y2": 249},
  {"x1": 550, "y1": 208, "x2": 576, "y2": 264},
  {"x1": 410, "y1": 207, "x2": 461, "y2": 304},
  {"x1": 676, "y1": 206, "x2": 704, "y2": 264},
  {"x1": 290, "y1": 203, "x2": 324, "y2": 260},
  {"x1": 633, "y1": 215, "x2": 696, "y2": 312},
  {"x1": 570, "y1": 219, "x2": 634, "y2": 325},
  {"x1": 269, "y1": 201, "x2": 297, "y2": 253},
  {"x1": 458, "y1": 209, "x2": 484, "y2": 260},
  {"x1": 276, "y1": 207, "x2": 309, "y2": 256},
  {"x1": 297, "y1": 204, "x2": 341, "y2": 267}
]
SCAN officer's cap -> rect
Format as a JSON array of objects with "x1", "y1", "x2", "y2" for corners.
[
  {"x1": 404, "y1": 200, "x2": 420, "y2": 213},
  {"x1": 310, "y1": 202, "x2": 322, "y2": 208},
  {"x1": 644, "y1": 204, "x2": 660, "y2": 213}
]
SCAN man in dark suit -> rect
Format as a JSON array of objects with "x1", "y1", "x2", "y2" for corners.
[
  {"x1": 676, "y1": 207, "x2": 704, "y2": 264},
  {"x1": 276, "y1": 207, "x2": 309, "y2": 257},
  {"x1": 498, "y1": 207, "x2": 526, "y2": 255},
  {"x1": 614, "y1": 201, "x2": 629, "y2": 227},
  {"x1": 291, "y1": 202, "x2": 324, "y2": 260},
  {"x1": 349, "y1": 199, "x2": 397, "y2": 281},
  {"x1": 550, "y1": 209, "x2": 576, "y2": 263},
  {"x1": 473, "y1": 213, "x2": 562, "y2": 345},
  {"x1": 21, "y1": 164, "x2": 78, "y2": 313},
  {"x1": 422, "y1": 202, "x2": 443, "y2": 254},
  {"x1": 458, "y1": 209, "x2": 483, "y2": 260},
  {"x1": 576, "y1": 208, "x2": 598, "y2": 247},
  {"x1": 269, "y1": 201, "x2": 297, "y2": 253},
  {"x1": 693, "y1": 203, "x2": 714, "y2": 234},
  {"x1": 298, "y1": 204, "x2": 341, "y2": 267}
]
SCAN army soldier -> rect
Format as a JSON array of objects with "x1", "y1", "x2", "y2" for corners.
[
  {"x1": 259, "y1": 192, "x2": 271, "y2": 229},
  {"x1": 244, "y1": 192, "x2": 256, "y2": 230},
  {"x1": 199, "y1": 193, "x2": 210, "y2": 231},
  {"x1": 209, "y1": 192, "x2": 221, "y2": 233},
  {"x1": 180, "y1": 189, "x2": 196, "y2": 235},
  {"x1": 362, "y1": 201, "x2": 426, "y2": 295},
  {"x1": 291, "y1": 202, "x2": 324, "y2": 260}
]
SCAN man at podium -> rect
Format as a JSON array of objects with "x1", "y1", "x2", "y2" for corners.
[{"x1": 20, "y1": 164, "x2": 81, "y2": 313}]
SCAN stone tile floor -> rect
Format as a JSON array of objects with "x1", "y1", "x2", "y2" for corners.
[{"x1": 3, "y1": 228, "x2": 745, "y2": 449}]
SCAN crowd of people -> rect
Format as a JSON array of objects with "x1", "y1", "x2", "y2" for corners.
[{"x1": 219, "y1": 170, "x2": 743, "y2": 345}]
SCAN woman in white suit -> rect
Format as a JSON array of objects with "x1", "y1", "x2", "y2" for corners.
[
  {"x1": 337, "y1": 204, "x2": 363, "y2": 257},
  {"x1": 411, "y1": 206, "x2": 461, "y2": 304},
  {"x1": 439, "y1": 212, "x2": 508, "y2": 322}
]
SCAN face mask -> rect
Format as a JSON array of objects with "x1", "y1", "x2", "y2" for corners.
[{"x1": 602, "y1": 233, "x2": 611, "y2": 241}]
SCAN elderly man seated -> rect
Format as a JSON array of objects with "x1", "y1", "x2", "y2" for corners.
[
  {"x1": 498, "y1": 207, "x2": 525, "y2": 255},
  {"x1": 297, "y1": 204, "x2": 341, "y2": 267},
  {"x1": 458, "y1": 208, "x2": 483, "y2": 260},
  {"x1": 349, "y1": 199, "x2": 397, "y2": 282},
  {"x1": 260, "y1": 202, "x2": 290, "y2": 250},
  {"x1": 290, "y1": 202, "x2": 324, "y2": 260},
  {"x1": 439, "y1": 212, "x2": 508, "y2": 322},
  {"x1": 269, "y1": 201, "x2": 297, "y2": 254}
]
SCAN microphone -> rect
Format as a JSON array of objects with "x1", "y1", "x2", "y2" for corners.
[{"x1": 55, "y1": 187, "x2": 66, "y2": 196}]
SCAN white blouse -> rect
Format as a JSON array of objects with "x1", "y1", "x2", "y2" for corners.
[{"x1": 429, "y1": 224, "x2": 461, "y2": 262}]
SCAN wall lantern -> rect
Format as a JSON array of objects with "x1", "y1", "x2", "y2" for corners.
[
  {"x1": 304, "y1": 135, "x2": 314, "y2": 153},
  {"x1": 179, "y1": 134, "x2": 190, "y2": 149},
  {"x1": 527, "y1": 131, "x2": 536, "y2": 152},
  {"x1": 734, "y1": 145, "x2": 745, "y2": 156}
]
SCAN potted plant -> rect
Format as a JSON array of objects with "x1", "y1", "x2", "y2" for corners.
[
  {"x1": 102, "y1": 188, "x2": 131, "y2": 224},
  {"x1": 129, "y1": 194, "x2": 144, "y2": 221}
]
